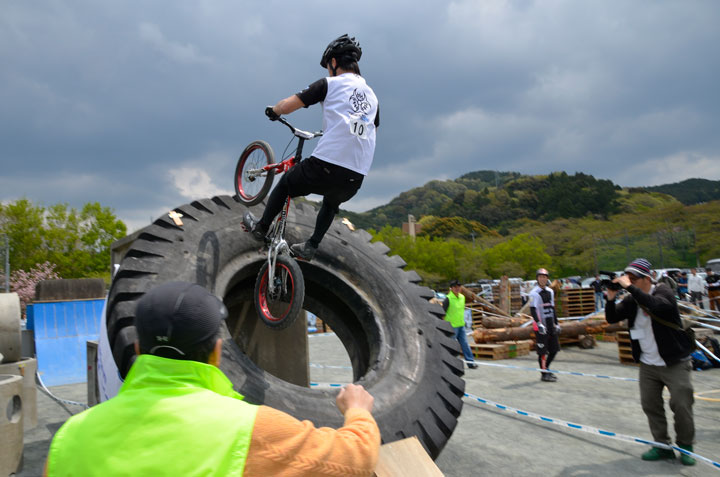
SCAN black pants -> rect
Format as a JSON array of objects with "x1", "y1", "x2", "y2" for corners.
[
  {"x1": 536, "y1": 332, "x2": 560, "y2": 371},
  {"x1": 260, "y1": 157, "x2": 363, "y2": 247}
]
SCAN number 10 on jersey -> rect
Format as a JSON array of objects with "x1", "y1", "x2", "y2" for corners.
[{"x1": 350, "y1": 120, "x2": 369, "y2": 139}]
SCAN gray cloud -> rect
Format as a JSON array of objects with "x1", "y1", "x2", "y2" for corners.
[{"x1": 1, "y1": 0, "x2": 719, "y2": 230}]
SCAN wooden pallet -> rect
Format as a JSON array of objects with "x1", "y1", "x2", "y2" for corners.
[
  {"x1": 470, "y1": 343, "x2": 509, "y2": 360},
  {"x1": 497, "y1": 340, "x2": 531, "y2": 357},
  {"x1": 617, "y1": 331, "x2": 637, "y2": 365},
  {"x1": 556, "y1": 289, "x2": 596, "y2": 316}
]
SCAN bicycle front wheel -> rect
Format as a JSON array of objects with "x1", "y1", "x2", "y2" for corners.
[
  {"x1": 235, "y1": 140, "x2": 276, "y2": 206},
  {"x1": 254, "y1": 254, "x2": 305, "y2": 330}
]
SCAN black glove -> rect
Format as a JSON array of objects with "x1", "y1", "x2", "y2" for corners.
[{"x1": 265, "y1": 106, "x2": 280, "y2": 121}]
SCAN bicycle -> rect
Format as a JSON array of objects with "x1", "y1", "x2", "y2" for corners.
[{"x1": 234, "y1": 114, "x2": 323, "y2": 330}]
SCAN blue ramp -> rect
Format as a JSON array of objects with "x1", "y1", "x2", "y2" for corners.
[{"x1": 27, "y1": 299, "x2": 105, "y2": 386}]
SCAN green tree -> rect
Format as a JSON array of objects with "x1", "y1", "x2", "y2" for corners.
[
  {"x1": 0, "y1": 198, "x2": 127, "y2": 280},
  {"x1": 483, "y1": 233, "x2": 551, "y2": 278}
]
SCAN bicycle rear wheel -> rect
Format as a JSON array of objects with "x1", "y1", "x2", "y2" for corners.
[
  {"x1": 235, "y1": 140, "x2": 275, "y2": 206},
  {"x1": 255, "y1": 254, "x2": 305, "y2": 329}
]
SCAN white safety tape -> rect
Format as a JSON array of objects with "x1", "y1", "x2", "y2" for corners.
[
  {"x1": 309, "y1": 360, "x2": 640, "y2": 382},
  {"x1": 464, "y1": 391, "x2": 720, "y2": 470},
  {"x1": 460, "y1": 360, "x2": 639, "y2": 382},
  {"x1": 310, "y1": 363, "x2": 351, "y2": 370},
  {"x1": 36, "y1": 372, "x2": 88, "y2": 409}
]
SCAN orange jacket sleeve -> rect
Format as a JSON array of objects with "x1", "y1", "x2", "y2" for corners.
[{"x1": 243, "y1": 405, "x2": 380, "y2": 477}]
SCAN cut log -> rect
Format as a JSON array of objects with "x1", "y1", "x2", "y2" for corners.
[
  {"x1": 481, "y1": 315, "x2": 531, "y2": 329},
  {"x1": 473, "y1": 320, "x2": 628, "y2": 343}
]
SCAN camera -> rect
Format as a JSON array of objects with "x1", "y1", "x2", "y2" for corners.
[{"x1": 599, "y1": 270, "x2": 622, "y2": 291}]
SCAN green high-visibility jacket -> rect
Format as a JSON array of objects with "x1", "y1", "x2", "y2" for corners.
[
  {"x1": 445, "y1": 291, "x2": 466, "y2": 328},
  {"x1": 48, "y1": 354, "x2": 258, "y2": 476}
]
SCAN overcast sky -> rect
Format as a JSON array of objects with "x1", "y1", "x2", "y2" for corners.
[{"x1": 2, "y1": 1, "x2": 719, "y2": 232}]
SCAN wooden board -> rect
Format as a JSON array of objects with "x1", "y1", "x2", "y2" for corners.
[{"x1": 374, "y1": 436, "x2": 444, "y2": 477}]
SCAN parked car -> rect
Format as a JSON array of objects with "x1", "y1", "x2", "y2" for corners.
[{"x1": 706, "y1": 259, "x2": 720, "y2": 273}]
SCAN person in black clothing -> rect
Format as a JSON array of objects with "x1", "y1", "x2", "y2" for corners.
[
  {"x1": 590, "y1": 275, "x2": 603, "y2": 311},
  {"x1": 706, "y1": 269, "x2": 720, "y2": 312},
  {"x1": 529, "y1": 268, "x2": 560, "y2": 382},
  {"x1": 605, "y1": 258, "x2": 696, "y2": 466}
]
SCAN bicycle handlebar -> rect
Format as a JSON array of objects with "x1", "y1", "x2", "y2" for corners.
[{"x1": 276, "y1": 116, "x2": 323, "y2": 140}]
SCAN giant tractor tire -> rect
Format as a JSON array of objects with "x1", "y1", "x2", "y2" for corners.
[{"x1": 106, "y1": 195, "x2": 465, "y2": 458}]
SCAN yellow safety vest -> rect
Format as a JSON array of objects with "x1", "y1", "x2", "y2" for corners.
[
  {"x1": 48, "y1": 354, "x2": 258, "y2": 476},
  {"x1": 445, "y1": 291, "x2": 466, "y2": 328}
]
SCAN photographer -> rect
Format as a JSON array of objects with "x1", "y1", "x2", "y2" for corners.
[{"x1": 604, "y1": 259, "x2": 696, "y2": 466}]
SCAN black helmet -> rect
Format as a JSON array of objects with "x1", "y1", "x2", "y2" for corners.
[{"x1": 320, "y1": 34, "x2": 362, "y2": 68}]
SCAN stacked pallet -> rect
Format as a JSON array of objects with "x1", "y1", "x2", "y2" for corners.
[
  {"x1": 557, "y1": 289, "x2": 596, "y2": 317},
  {"x1": 617, "y1": 331, "x2": 636, "y2": 365},
  {"x1": 469, "y1": 340, "x2": 533, "y2": 360}
]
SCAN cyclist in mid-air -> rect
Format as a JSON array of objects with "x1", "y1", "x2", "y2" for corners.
[{"x1": 244, "y1": 34, "x2": 380, "y2": 261}]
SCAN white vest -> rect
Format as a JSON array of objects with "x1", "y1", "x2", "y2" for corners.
[{"x1": 311, "y1": 74, "x2": 378, "y2": 175}]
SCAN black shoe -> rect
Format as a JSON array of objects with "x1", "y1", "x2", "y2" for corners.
[
  {"x1": 243, "y1": 212, "x2": 266, "y2": 241},
  {"x1": 468, "y1": 362, "x2": 478, "y2": 369},
  {"x1": 547, "y1": 373, "x2": 558, "y2": 382},
  {"x1": 290, "y1": 241, "x2": 318, "y2": 261},
  {"x1": 541, "y1": 372, "x2": 552, "y2": 382}
]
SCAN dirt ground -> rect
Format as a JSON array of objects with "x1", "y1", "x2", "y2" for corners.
[{"x1": 18, "y1": 337, "x2": 720, "y2": 477}]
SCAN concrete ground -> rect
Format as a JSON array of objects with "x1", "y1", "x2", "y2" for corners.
[{"x1": 19, "y1": 336, "x2": 720, "y2": 477}]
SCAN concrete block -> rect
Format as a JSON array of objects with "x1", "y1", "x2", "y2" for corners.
[
  {"x1": 0, "y1": 374, "x2": 24, "y2": 476},
  {"x1": 0, "y1": 357, "x2": 38, "y2": 429},
  {"x1": 0, "y1": 293, "x2": 22, "y2": 363}
]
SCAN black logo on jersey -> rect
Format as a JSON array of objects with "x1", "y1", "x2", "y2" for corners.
[{"x1": 349, "y1": 89, "x2": 371, "y2": 115}]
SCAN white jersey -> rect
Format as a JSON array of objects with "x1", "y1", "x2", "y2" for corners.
[
  {"x1": 529, "y1": 285, "x2": 556, "y2": 325},
  {"x1": 310, "y1": 74, "x2": 378, "y2": 175}
]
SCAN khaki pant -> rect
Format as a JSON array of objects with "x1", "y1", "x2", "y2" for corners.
[
  {"x1": 708, "y1": 289, "x2": 720, "y2": 312},
  {"x1": 639, "y1": 360, "x2": 694, "y2": 446}
]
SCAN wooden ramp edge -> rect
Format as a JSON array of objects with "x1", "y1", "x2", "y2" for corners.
[{"x1": 374, "y1": 436, "x2": 444, "y2": 477}]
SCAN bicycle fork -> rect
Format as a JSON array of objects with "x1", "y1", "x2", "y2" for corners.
[{"x1": 265, "y1": 197, "x2": 292, "y2": 298}]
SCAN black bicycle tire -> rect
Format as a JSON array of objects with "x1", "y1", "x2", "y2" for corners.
[
  {"x1": 106, "y1": 195, "x2": 465, "y2": 459},
  {"x1": 254, "y1": 254, "x2": 305, "y2": 330},
  {"x1": 234, "y1": 140, "x2": 275, "y2": 206}
]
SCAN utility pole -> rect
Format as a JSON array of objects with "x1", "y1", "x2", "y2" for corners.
[
  {"x1": 592, "y1": 233, "x2": 598, "y2": 274},
  {"x1": 656, "y1": 231, "x2": 665, "y2": 269},
  {"x1": 2, "y1": 234, "x2": 8, "y2": 293},
  {"x1": 624, "y1": 229, "x2": 631, "y2": 264}
]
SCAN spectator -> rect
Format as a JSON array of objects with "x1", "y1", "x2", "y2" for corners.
[
  {"x1": 529, "y1": 269, "x2": 560, "y2": 382},
  {"x1": 590, "y1": 275, "x2": 604, "y2": 311},
  {"x1": 605, "y1": 259, "x2": 696, "y2": 466},
  {"x1": 706, "y1": 268, "x2": 720, "y2": 312},
  {"x1": 654, "y1": 270, "x2": 677, "y2": 296},
  {"x1": 676, "y1": 272, "x2": 688, "y2": 301},
  {"x1": 688, "y1": 269, "x2": 705, "y2": 309},
  {"x1": 45, "y1": 282, "x2": 380, "y2": 476},
  {"x1": 443, "y1": 280, "x2": 478, "y2": 369}
]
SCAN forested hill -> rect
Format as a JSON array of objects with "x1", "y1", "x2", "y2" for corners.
[
  {"x1": 343, "y1": 171, "x2": 621, "y2": 230},
  {"x1": 642, "y1": 178, "x2": 720, "y2": 205}
]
